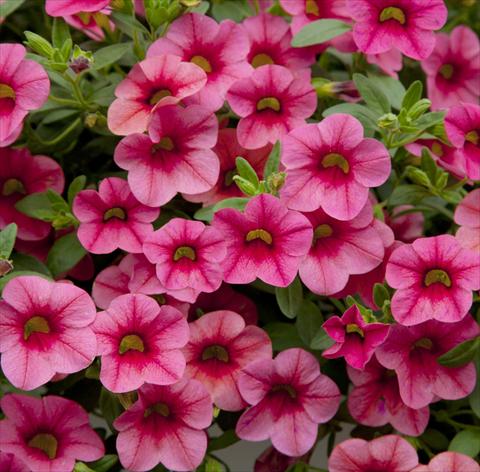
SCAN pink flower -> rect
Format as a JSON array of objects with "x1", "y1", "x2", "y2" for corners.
[
  {"x1": 0, "y1": 394, "x2": 104, "y2": 471},
  {"x1": 107, "y1": 54, "x2": 207, "y2": 135},
  {"x1": 347, "y1": 356, "x2": 429, "y2": 436},
  {"x1": 0, "y1": 147, "x2": 64, "y2": 241},
  {"x1": 64, "y1": 9, "x2": 114, "y2": 41},
  {"x1": 0, "y1": 275, "x2": 97, "y2": 390},
  {"x1": 226, "y1": 65, "x2": 317, "y2": 149},
  {"x1": 386, "y1": 235, "x2": 480, "y2": 325},
  {"x1": 422, "y1": 26, "x2": 480, "y2": 110},
  {"x1": 0, "y1": 452, "x2": 29, "y2": 472},
  {"x1": 114, "y1": 104, "x2": 219, "y2": 207},
  {"x1": 347, "y1": 0, "x2": 447, "y2": 60},
  {"x1": 143, "y1": 218, "x2": 226, "y2": 295},
  {"x1": 92, "y1": 293, "x2": 189, "y2": 393},
  {"x1": 184, "y1": 128, "x2": 271, "y2": 206},
  {"x1": 366, "y1": 49, "x2": 403, "y2": 79},
  {"x1": 328, "y1": 435, "x2": 419, "y2": 472},
  {"x1": 212, "y1": 193, "x2": 313, "y2": 287},
  {"x1": 73, "y1": 177, "x2": 159, "y2": 254},
  {"x1": 255, "y1": 446, "x2": 312, "y2": 472},
  {"x1": 322, "y1": 305, "x2": 390, "y2": 370},
  {"x1": 386, "y1": 205, "x2": 424, "y2": 243},
  {"x1": 455, "y1": 189, "x2": 480, "y2": 253},
  {"x1": 45, "y1": 0, "x2": 109, "y2": 16},
  {"x1": 147, "y1": 13, "x2": 250, "y2": 112},
  {"x1": 299, "y1": 201, "x2": 386, "y2": 295},
  {"x1": 0, "y1": 44, "x2": 49, "y2": 147},
  {"x1": 412, "y1": 452, "x2": 480, "y2": 472},
  {"x1": 236, "y1": 348, "x2": 340, "y2": 457},
  {"x1": 444, "y1": 103, "x2": 480, "y2": 181},
  {"x1": 114, "y1": 380, "x2": 212, "y2": 472},
  {"x1": 184, "y1": 310, "x2": 272, "y2": 411},
  {"x1": 376, "y1": 315, "x2": 480, "y2": 409},
  {"x1": 280, "y1": 114, "x2": 391, "y2": 220}
]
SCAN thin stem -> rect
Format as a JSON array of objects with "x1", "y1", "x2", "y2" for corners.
[
  {"x1": 329, "y1": 298, "x2": 345, "y2": 313},
  {"x1": 48, "y1": 96, "x2": 84, "y2": 108}
]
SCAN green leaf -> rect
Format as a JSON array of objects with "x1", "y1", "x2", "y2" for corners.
[
  {"x1": 275, "y1": 276, "x2": 303, "y2": 319},
  {"x1": 85, "y1": 455, "x2": 118, "y2": 472},
  {"x1": 92, "y1": 43, "x2": 132, "y2": 70},
  {"x1": 10, "y1": 253, "x2": 52, "y2": 277},
  {"x1": 421, "y1": 429, "x2": 449, "y2": 451},
  {"x1": 99, "y1": 388, "x2": 122, "y2": 431},
  {"x1": 236, "y1": 157, "x2": 260, "y2": 188},
  {"x1": 47, "y1": 232, "x2": 87, "y2": 277},
  {"x1": 0, "y1": 0, "x2": 25, "y2": 18},
  {"x1": 193, "y1": 197, "x2": 249, "y2": 222},
  {"x1": 74, "y1": 463, "x2": 95, "y2": 472},
  {"x1": 263, "y1": 141, "x2": 281, "y2": 178},
  {"x1": 388, "y1": 185, "x2": 430, "y2": 206},
  {"x1": 42, "y1": 109, "x2": 79, "y2": 125},
  {"x1": 295, "y1": 300, "x2": 324, "y2": 347},
  {"x1": 111, "y1": 11, "x2": 151, "y2": 37},
  {"x1": 264, "y1": 322, "x2": 306, "y2": 351},
  {"x1": 310, "y1": 327, "x2": 334, "y2": 350},
  {"x1": 469, "y1": 351, "x2": 480, "y2": 418},
  {"x1": 68, "y1": 175, "x2": 87, "y2": 207},
  {"x1": 402, "y1": 80, "x2": 423, "y2": 111},
  {"x1": 191, "y1": 1, "x2": 210, "y2": 14},
  {"x1": 437, "y1": 337, "x2": 480, "y2": 368},
  {"x1": 413, "y1": 111, "x2": 445, "y2": 132},
  {"x1": 292, "y1": 19, "x2": 351, "y2": 47},
  {"x1": 212, "y1": 0, "x2": 249, "y2": 21},
  {"x1": 323, "y1": 103, "x2": 378, "y2": 136},
  {"x1": 448, "y1": 429, "x2": 480, "y2": 458},
  {"x1": 15, "y1": 192, "x2": 57, "y2": 221},
  {"x1": 353, "y1": 73, "x2": 390, "y2": 116},
  {"x1": 52, "y1": 18, "x2": 71, "y2": 50},
  {"x1": 373, "y1": 283, "x2": 390, "y2": 309},
  {"x1": 420, "y1": 148, "x2": 438, "y2": 182},
  {"x1": 366, "y1": 75, "x2": 406, "y2": 110},
  {"x1": 0, "y1": 224, "x2": 17, "y2": 259},
  {"x1": 208, "y1": 430, "x2": 240, "y2": 452}
]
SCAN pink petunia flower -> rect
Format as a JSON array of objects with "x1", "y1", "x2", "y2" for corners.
[
  {"x1": 226, "y1": 65, "x2": 317, "y2": 149},
  {"x1": 366, "y1": 49, "x2": 403, "y2": 79},
  {"x1": 322, "y1": 304, "x2": 390, "y2": 370},
  {"x1": 0, "y1": 452, "x2": 29, "y2": 472},
  {"x1": 236, "y1": 348, "x2": 340, "y2": 457},
  {"x1": 347, "y1": 0, "x2": 447, "y2": 60},
  {"x1": 147, "y1": 13, "x2": 250, "y2": 112},
  {"x1": 255, "y1": 446, "x2": 312, "y2": 472},
  {"x1": 114, "y1": 380, "x2": 212, "y2": 472},
  {"x1": 0, "y1": 275, "x2": 97, "y2": 390},
  {"x1": 143, "y1": 217, "x2": 226, "y2": 295},
  {"x1": 412, "y1": 452, "x2": 480, "y2": 472},
  {"x1": 64, "y1": 9, "x2": 115, "y2": 41},
  {"x1": 183, "y1": 310, "x2": 272, "y2": 411},
  {"x1": 385, "y1": 205, "x2": 424, "y2": 243},
  {"x1": 280, "y1": 114, "x2": 391, "y2": 220},
  {"x1": 0, "y1": 147, "x2": 64, "y2": 241},
  {"x1": 92, "y1": 293, "x2": 189, "y2": 393},
  {"x1": 73, "y1": 177, "x2": 159, "y2": 254},
  {"x1": 386, "y1": 235, "x2": 480, "y2": 326},
  {"x1": 376, "y1": 315, "x2": 480, "y2": 409},
  {"x1": 45, "y1": 0, "x2": 109, "y2": 16},
  {"x1": 422, "y1": 26, "x2": 480, "y2": 110},
  {"x1": 0, "y1": 44, "x2": 50, "y2": 147},
  {"x1": 0, "y1": 394, "x2": 104, "y2": 472},
  {"x1": 328, "y1": 435, "x2": 419, "y2": 472},
  {"x1": 107, "y1": 54, "x2": 207, "y2": 135},
  {"x1": 212, "y1": 193, "x2": 313, "y2": 287},
  {"x1": 114, "y1": 104, "x2": 219, "y2": 207},
  {"x1": 347, "y1": 356, "x2": 429, "y2": 436},
  {"x1": 454, "y1": 189, "x2": 480, "y2": 253}
]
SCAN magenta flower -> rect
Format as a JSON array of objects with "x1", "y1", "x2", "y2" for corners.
[
  {"x1": 422, "y1": 26, "x2": 480, "y2": 109},
  {"x1": 73, "y1": 177, "x2": 159, "y2": 254},
  {"x1": 0, "y1": 147, "x2": 64, "y2": 241},
  {"x1": 347, "y1": 0, "x2": 447, "y2": 60},
  {"x1": 143, "y1": 217, "x2": 226, "y2": 295},
  {"x1": 45, "y1": 0, "x2": 109, "y2": 16},
  {"x1": 299, "y1": 202, "x2": 386, "y2": 295},
  {"x1": 184, "y1": 310, "x2": 272, "y2": 411},
  {"x1": 64, "y1": 9, "x2": 114, "y2": 41},
  {"x1": 0, "y1": 394, "x2": 104, "y2": 472},
  {"x1": 280, "y1": 114, "x2": 391, "y2": 220},
  {"x1": 114, "y1": 104, "x2": 219, "y2": 207},
  {"x1": 236, "y1": 348, "x2": 340, "y2": 457},
  {"x1": 147, "y1": 13, "x2": 250, "y2": 112},
  {"x1": 347, "y1": 356, "x2": 429, "y2": 436},
  {"x1": 322, "y1": 305, "x2": 390, "y2": 370},
  {"x1": 226, "y1": 65, "x2": 317, "y2": 149},
  {"x1": 212, "y1": 193, "x2": 313, "y2": 287},
  {"x1": 412, "y1": 452, "x2": 480, "y2": 472},
  {"x1": 0, "y1": 275, "x2": 97, "y2": 390},
  {"x1": 329, "y1": 435, "x2": 419, "y2": 472},
  {"x1": 0, "y1": 452, "x2": 29, "y2": 472},
  {"x1": 114, "y1": 380, "x2": 212, "y2": 472},
  {"x1": 92, "y1": 293, "x2": 188, "y2": 393},
  {"x1": 386, "y1": 204, "x2": 424, "y2": 244},
  {"x1": 386, "y1": 235, "x2": 480, "y2": 325},
  {"x1": 107, "y1": 54, "x2": 207, "y2": 135},
  {"x1": 366, "y1": 49, "x2": 403, "y2": 78},
  {"x1": 0, "y1": 44, "x2": 50, "y2": 147},
  {"x1": 455, "y1": 189, "x2": 480, "y2": 253},
  {"x1": 376, "y1": 315, "x2": 480, "y2": 409}
]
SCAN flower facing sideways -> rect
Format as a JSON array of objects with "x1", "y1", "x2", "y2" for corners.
[{"x1": 454, "y1": 188, "x2": 480, "y2": 253}]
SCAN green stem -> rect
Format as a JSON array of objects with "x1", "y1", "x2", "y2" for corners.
[
  {"x1": 48, "y1": 96, "x2": 84, "y2": 108},
  {"x1": 329, "y1": 298, "x2": 345, "y2": 313}
]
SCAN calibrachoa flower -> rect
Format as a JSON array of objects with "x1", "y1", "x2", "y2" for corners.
[
  {"x1": 0, "y1": 147, "x2": 64, "y2": 241},
  {"x1": 147, "y1": 13, "x2": 250, "y2": 112},
  {"x1": 346, "y1": 0, "x2": 448, "y2": 60},
  {"x1": 143, "y1": 217, "x2": 226, "y2": 295},
  {"x1": 386, "y1": 235, "x2": 480, "y2": 325},
  {"x1": 226, "y1": 64, "x2": 317, "y2": 149},
  {"x1": 45, "y1": 0, "x2": 109, "y2": 16},
  {"x1": 92, "y1": 293, "x2": 189, "y2": 393},
  {"x1": 280, "y1": 114, "x2": 391, "y2": 220},
  {"x1": 412, "y1": 452, "x2": 480, "y2": 472},
  {"x1": 73, "y1": 177, "x2": 159, "y2": 254},
  {"x1": 63, "y1": 8, "x2": 114, "y2": 41},
  {"x1": 236, "y1": 348, "x2": 341, "y2": 457},
  {"x1": 212, "y1": 193, "x2": 313, "y2": 287},
  {"x1": 376, "y1": 315, "x2": 480, "y2": 409},
  {"x1": 328, "y1": 435, "x2": 419, "y2": 472},
  {"x1": 422, "y1": 26, "x2": 480, "y2": 110},
  {"x1": 322, "y1": 305, "x2": 390, "y2": 370},
  {"x1": 0, "y1": 275, "x2": 97, "y2": 390},
  {"x1": 114, "y1": 380, "x2": 212, "y2": 472},
  {"x1": 347, "y1": 356, "x2": 429, "y2": 436},
  {"x1": 107, "y1": 54, "x2": 207, "y2": 135},
  {"x1": 183, "y1": 310, "x2": 272, "y2": 411},
  {"x1": 255, "y1": 446, "x2": 312, "y2": 472},
  {"x1": 454, "y1": 188, "x2": 480, "y2": 253},
  {"x1": 386, "y1": 204, "x2": 424, "y2": 243},
  {"x1": 114, "y1": 104, "x2": 219, "y2": 207}
]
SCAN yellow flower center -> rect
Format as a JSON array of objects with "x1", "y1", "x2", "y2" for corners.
[
  {"x1": 0, "y1": 83, "x2": 16, "y2": 100},
  {"x1": 251, "y1": 53, "x2": 274, "y2": 68},
  {"x1": 246, "y1": 228, "x2": 273, "y2": 245},
  {"x1": 379, "y1": 6, "x2": 406, "y2": 24},
  {"x1": 103, "y1": 207, "x2": 126, "y2": 221},
  {"x1": 424, "y1": 269, "x2": 451, "y2": 287},
  {"x1": 256, "y1": 97, "x2": 281, "y2": 112},
  {"x1": 152, "y1": 137, "x2": 174, "y2": 152},
  {"x1": 2, "y1": 178, "x2": 26, "y2": 196},
  {"x1": 431, "y1": 142, "x2": 443, "y2": 157},
  {"x1": 439, "y1": 64, "x2": 454, "y2": 80},
  {"x1": 202, "y1": 344, "x2": 230, "y2": 362},
  {"x1": 119, "y1": 334, "x2": 145, "y2": 354},
  {"x1": 465, "y1": 130, "x2": 479, "y2": 145},
  {"x1": 191, "y1": 55, "x2": 212, "y2": 73},
  {"x1": 144, "y1": 402, "x2": 170, "y2": 418},
  {"x1": 271, "y1": 384, "x2": 297, "y2": 399},
  {"x1": 28, "y1": 433, "x2": 58, "y2": 459},
  {"x1": 414, "y1": 337, "x2": 433, "y2": 350},
  {"x1": 346, "y1": 323, "x2": 365, "y2": 338},
  {"x1": 322, "y1": 153, "x2": 350, "y2": 174},
  {"x1": 305, "y1": 0, "x2": 320, "y2": 16},
  {"x1": 149, "y1": 89, "x2": 172, "y2": 106},
  {"x1": 314, "y1": 224, "x2": 333, "y2": 241},
  {"x1": 173, "y1": 246, "x2": 196, "y2": 261},
  {"x1": 24, "y1": 316, "x2": 50, "y2": 341}
]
